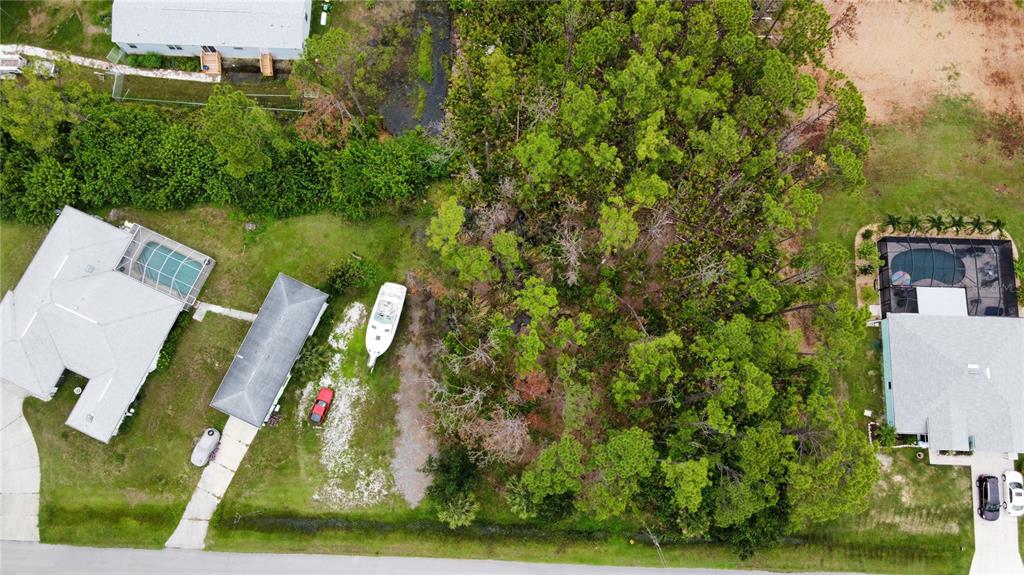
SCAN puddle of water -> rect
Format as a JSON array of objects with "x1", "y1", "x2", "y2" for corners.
[{"x1": 380, "y1": 3, "x2": 450, "y2": 136}]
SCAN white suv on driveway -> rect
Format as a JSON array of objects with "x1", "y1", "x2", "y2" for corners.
[{"x1": 1004, "y1": 470, "x2": 1024, "y2": 517}]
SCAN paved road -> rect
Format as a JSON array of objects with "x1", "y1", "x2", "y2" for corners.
[{"x1": 0, "y1": 542, "x2": 871, "y2": 575}]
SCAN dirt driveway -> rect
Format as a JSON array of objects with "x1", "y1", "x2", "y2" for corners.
[{"x1": 825, "y1": 0, "x2": 1024, "y2": 122}]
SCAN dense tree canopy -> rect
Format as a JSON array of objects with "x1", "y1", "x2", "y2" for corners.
[
  {"x1": 0, "y1": 81, "x2": 448, "y2": 222},
  {"x1": 424, "y1": 0, "x2": 875, "y2": 556}
]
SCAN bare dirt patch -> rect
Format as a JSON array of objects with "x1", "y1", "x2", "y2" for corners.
[
  {"x1": 390, "y1": 272, "x2": 438, "y2": 507},
  {"x1": 825, "y1": 0, "x2": 1024, "y2": 122}
]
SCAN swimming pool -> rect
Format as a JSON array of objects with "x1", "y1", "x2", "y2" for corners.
[
  {"x1": 890, "y1": 248, "x2": 966, "y2": 285},
  {"x1": 138, "y1": 241, "x2": 204, "y2": 297}
]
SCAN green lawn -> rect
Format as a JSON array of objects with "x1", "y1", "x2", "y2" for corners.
[
  {"x1": 0, "y1": 221, "x2": 48, "y2": 294},
  {"x1": 0, "y1": 0, "x2": 115, "y2": 59},
  {"x1": 803, "y1": 94, "x2": 1024, "y2": 573},
  {"x1": 3, "y1": 205, "x2": 428, "y2": 547},
  {"x1": 811, "y1": 96, "x2": 1024, "y2": 249}
]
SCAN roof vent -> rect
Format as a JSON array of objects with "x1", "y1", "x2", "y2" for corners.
[{"x1": 967, "y1": 364, "x2": 981, "y2": 375}]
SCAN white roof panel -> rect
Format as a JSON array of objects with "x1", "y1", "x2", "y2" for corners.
[
  {"x1": 112, "y1": 0, "x2": 312, "y2": 51},
  {"x1": 916, "y1": 286, "x2": 968, "y2": 317}
]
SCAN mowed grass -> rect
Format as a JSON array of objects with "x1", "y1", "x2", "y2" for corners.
[
  {"x1": 803, "y1": 95, "x2": 1024, "y2": 573},
  {"x1": 811, "y1": 95, "x2": 1024, "y2": 249},
  {"x1": 3, "y1": 205, "x2": 428, "y2": 547},
  {"x1": 217, "y1": 303, "x2": 407, "y2": 518},
  {"x1": 0, "y1": 220, "x2": 48, "y2": 293},
  {"x1": 0, "y1": 0, "x2": 115, "y2": 59},
  {"x1": 25, "y1": 314, "x2": 245, "y2": 547}
]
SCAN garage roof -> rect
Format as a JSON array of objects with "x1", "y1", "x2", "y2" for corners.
[
  {"x1": 209, "y1": 274, "x2": 327, "y2": 427},
  {"x1": 884, "y1": 313, "x2": 1024, "y2": 453}
]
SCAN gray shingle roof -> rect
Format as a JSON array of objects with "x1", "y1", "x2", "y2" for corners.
[
  {"x1": 885, "y1": 313, "x2": 1024, "y2": 453},
  {"x1": 209, "y1": 274, "x2": 327, "y2": 427},
  {"x1": 112, "y1": 0, "x2": 312, "y2": 51},
  {"x1": 0, "y1": 207, "x2": 207, "y2": 443}
]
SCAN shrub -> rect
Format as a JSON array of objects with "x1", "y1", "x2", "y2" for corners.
[
  {"x1": 436, "y1": 492, "x2": 479, "y2": 529},
  {"x1": 856, "y1": 238, "x2": 879, "y2": 262},
  {"x1": 861, "y1": 286, "x2": 879, "y2": 304},
  {"x1": 324, "y1": 257, "x2": 378, "y2": 297},
  {"x1": 875, "y1": 424, "x2": 897, "y2": 447},
  {"x1": 860, "y1": 228, "x2": 874, "y2": 241},
  {"x1": 424, "y1": 444, "x2": 479, "y2": 504},
  {"x1": 125, "y1": 52, "x2": 163, "y2": 69},
  {"x1": 165, "y1": 57, "x2": 201, "y2": 72},
  {"x1": 155, "y1": 313, "x2": 190, "y2": 372},
  {"x1": 19, "y1": 156, "x2": 79, "y2": 224},
  {"x1": 0, "y1": 83, "x2": 449, "y2": 225}
]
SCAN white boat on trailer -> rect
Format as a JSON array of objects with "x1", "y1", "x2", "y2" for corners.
[{"x1": 366, "y1": 282, "x2": 407, "y2": 370}]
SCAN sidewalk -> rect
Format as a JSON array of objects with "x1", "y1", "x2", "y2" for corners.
[
  {"x1": 0, "y1": 44, "x2": 220, "y2": 83},
  {"x1": 165, "y1": 417, "x2": 259, "y2": 550},
  {"x1": 0, "y1": 383, "x2": 40, "y2": 542}
]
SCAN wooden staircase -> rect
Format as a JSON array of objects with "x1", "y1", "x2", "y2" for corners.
[
  {"x1": 259, "y1": 52, "x2": 273, "y2": 77},
  {"x1": 200, "y1": 51, "x2": 221, "y2": 75}
]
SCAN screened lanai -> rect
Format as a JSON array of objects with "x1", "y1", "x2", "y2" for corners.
[
  {"x1": 877, "y1": 236, "x2": 1018, "y2": 318},
  {"x1": 115, "y1": 224, "x2": 214, "y2": 307}
]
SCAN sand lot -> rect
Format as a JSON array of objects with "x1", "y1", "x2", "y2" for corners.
[{"x1": 825, "y1": 0, "x2": 1024, "y2": 122}]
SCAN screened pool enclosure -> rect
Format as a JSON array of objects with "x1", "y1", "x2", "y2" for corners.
[
  {"x1": 877, "y1": 236, "x2": 1018, "y2": 318},
  {"x1": 116, "y1": 224, "x2": 214, "y2": 307}
]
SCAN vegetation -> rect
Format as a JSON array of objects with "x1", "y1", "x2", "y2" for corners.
[
  {"x1": 0, "y1": 1, "x2": 115, "y2": 59},
  {"x1": 418, "y1": 0, "x2": 877, "y2": 559},
  {"x1": 5, "y1": 205, "x2": 426, "y2": 545},
  {"x1": 0, "y1": 74, "x2": 449, "y2": 222}
]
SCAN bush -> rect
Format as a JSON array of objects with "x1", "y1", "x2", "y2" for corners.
[
  {"x1": 165, "y1": 56, "x2": 201, "y2": 72},
  {"x1": 0, "y1": 82, "x2": 449, "y2": 223},
  {"x1": 324, "y1": 257, "x2": 379, "y2": 297},
  {"x1": 875, "y1": 424, "x2": 897, "y2": 447},
  {"x1": 424, "y1": 444, "x2": 479, "y2": 504},
  {"x1": 436, "y1": 492, "x2": 479, "y2": 529},
  {"x1": 125, "y1": 52, "x2": 163, "y2": 69},
  {"x1": 856, "y1": 238, "x2": 879, "y2": 263},
  {"x1": 861, "y1": 286, "x2": 879, "y2": 304},
  {"x1": 155, "y1": 313, "x2": 190, "y2": 372}
]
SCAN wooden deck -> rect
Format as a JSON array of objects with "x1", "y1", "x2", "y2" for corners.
[
  {"x1": 259, "y1": 52, "x2": 273, "y2": 77},
  {"x1": 200, "y1": 51, "x2": 221, "y2": 75}
]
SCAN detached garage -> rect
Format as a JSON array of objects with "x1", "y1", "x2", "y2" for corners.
[{"x1": 209, "y1": 273, "x2": 327, "y2": 427}]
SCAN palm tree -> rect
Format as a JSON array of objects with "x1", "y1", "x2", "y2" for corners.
[
  {"x1": 904, "y1": 215, "x2": 922, "y2": 233},
  {"x1": 949, "y1": 215, "x2": 965, "y2": 234},
  {"x1": 968, "y1": 215, "x2": 986, "y2": 234},
  {"x1": 987, "y1": 218, "x2": 1006, "y2": 237},
  {"x1": 884, "y1": 214, "x2": 902, "y2": 232},
  {"x1": 925, "y1": 214, "x2": 946, "y2": 233}
]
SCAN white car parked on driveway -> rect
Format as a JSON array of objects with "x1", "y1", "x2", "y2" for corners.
[
  {"x1": 190, "y1": 427, "x2": 221, "y2": 467},
  {"x1": 1004, "y1": 470, "x2": 1024, "y2": 517}
]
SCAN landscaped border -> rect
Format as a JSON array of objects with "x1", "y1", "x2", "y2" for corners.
[{"x1": 852, "y1": 220, "x2": 1019, "y2": 317}]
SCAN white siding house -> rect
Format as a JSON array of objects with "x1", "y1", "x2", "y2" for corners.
[{"x1": 111, "y1": 0, "x2": 313, "y2": 60}]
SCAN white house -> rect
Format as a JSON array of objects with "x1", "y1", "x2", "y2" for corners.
[
  {"x1": 0, "y1": 207, "x2": 214, "y2": 443},
  {"x1": 111, "y1": 0, "x2": 313, "y2": 67}
]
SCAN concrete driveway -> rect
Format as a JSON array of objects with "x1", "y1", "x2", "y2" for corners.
[
  {"x1": 0, "y1": 382, "x2": 40, "y2": 542},
  {"x1": 165, "y1": 416, "x2": 259, "y2": 550},
  {"x1": 968, "y1": 452, "x2": 1024, "y2": 575}
]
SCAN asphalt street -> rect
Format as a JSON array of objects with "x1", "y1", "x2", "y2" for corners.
[{"x1": 0, "y1": 542, "x2": 872, "y2": 575}]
